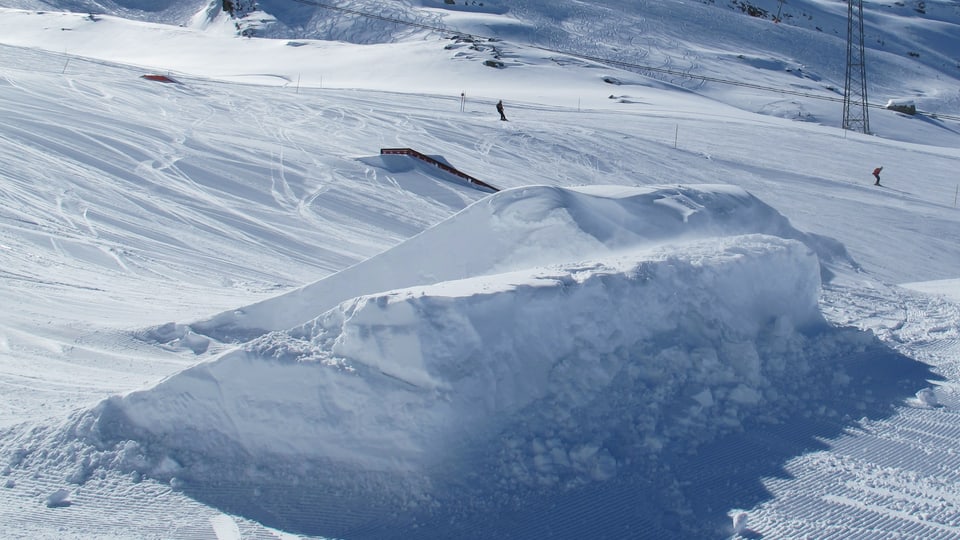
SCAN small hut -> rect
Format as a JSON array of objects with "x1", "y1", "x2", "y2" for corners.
[{"x1": 885, "y1": 98, "x2": 917, "y2": 115}]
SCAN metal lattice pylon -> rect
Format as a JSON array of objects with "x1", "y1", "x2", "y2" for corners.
[{"x1": 843, "y1": 0, "x2": 870, "y2": 134}]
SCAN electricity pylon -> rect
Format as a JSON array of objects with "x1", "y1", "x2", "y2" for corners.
[{"x1": 842, "y1": 0, "x2": 870, "y2": 134}]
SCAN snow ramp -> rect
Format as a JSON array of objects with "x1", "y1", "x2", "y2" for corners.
[
  {"x1": 17, "y1": 185, "x2": 925, "y2": 540},
  {"x1": 57, "y1": 229, "x2": 934, "y2": 539},
  {"x1": 188, "y1": 184, "x2": 853, "y2": 343},
  {"x1": 82, "y1": 234, "x2": 826, "y2": 537}
]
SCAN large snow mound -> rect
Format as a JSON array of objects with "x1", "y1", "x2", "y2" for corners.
[
  {"x1": 188, "y1": 184, "x2": 849, "y2": 342},
  {"x1": 81, "y1": 233, "x2": 834, "y2": 538},
  {"x1": 54, "y1": 184, "x2": 877, "y2": 538},
  {"x1": 106, "y1": 233, "x2": 823, "y2": 462}
]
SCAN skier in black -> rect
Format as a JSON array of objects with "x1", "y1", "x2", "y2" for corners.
[{"x1": 496, "y1": 100, "x2": 507, "y2": 121}]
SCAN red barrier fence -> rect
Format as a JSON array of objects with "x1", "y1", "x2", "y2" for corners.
[{"x1": 380, "y1": 148, "x2": 499, "y2": 193}]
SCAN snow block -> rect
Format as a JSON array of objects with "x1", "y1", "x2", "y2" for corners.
[{"x1": 87, "y1": 233, "x2": 826, "y2": 537}]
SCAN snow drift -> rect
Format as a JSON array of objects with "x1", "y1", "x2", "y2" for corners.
[
  {"x1": 102, "y1": 234, "x2": 823, "y2": 467},
  {"x1": 63, "y1": 184, "x2": 878, "y2": 538}
]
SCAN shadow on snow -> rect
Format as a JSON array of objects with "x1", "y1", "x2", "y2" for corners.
[{"x1": 171, "y1": 326, "x2": 938, "y2": 540}]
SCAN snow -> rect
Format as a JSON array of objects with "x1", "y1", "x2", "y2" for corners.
[
  {"x1": 44, "y1": 488, "x2": 70, "y2": 508},
  {"x1": 188, "y1": 184, "x2": 831, "y2": 340},
  {"x1": 730, "y1": 510, "x2": 749, "y2": 535},
  {"x1": 916, "y1": 388, "x2": 940, "y2": 408},
  {"x1": 99, "y1": 231, "x2": 824, "y2": 472},
  {"x1": 904, "y1": 278, "x2": 960, "y2": 303},
  {"x1": 0, "y1": 1, "x2": 959, "y2": 538}
]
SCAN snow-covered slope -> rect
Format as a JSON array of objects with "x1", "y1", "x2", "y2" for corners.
[
  {"x1": 5, "y1": 0, "x2": 960, "y2": 126},
  {"x1": 1, "y1": 1, "x2": 959, "y2": 539}
]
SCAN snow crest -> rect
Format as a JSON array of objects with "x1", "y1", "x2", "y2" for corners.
[{"x1": 189, "y1": 184, "x2": 840, "y2": 342}]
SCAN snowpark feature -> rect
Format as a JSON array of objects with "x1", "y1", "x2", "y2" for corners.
[
  {"x1": 9, "y1": 186, "x2": 936, "y2": 539},
  {"x1": 379, "y1": 148, "x2": 499, "y2": 193},
  {"x1": 65, "y1": 187, "x2": 843, "y2": 537},
  {"x1": 186, "y1": 185, "x2": 848, "y2": 342},
  {"x1": 1, "y1": 0, "x2": 960, "y2": 539}
]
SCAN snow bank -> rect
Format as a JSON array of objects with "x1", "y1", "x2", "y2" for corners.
[
  {"x1": 81, "y1": 234, "x2": 831, "y2": 537},
  {"x1": 74, "y1": 235, "x2": 823, "y2": 537},
  {"x1": 98, "y1": 233, "x2": 822, "y2": 466},
  {"x1": 59, "y1": 185, "x2": 847, "y2": 537},
  {"x1": 190, "y1": 184, "x2": 840, "y2": 342}
]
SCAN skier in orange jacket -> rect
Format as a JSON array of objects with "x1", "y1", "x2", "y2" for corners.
[{"x1": 872, "y1": 166, "x2": 883, "y2": 186}]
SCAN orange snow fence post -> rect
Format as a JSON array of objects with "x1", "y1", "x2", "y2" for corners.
[{"x1": 141, "y1": 74, "x2": 180, "y2": 84}]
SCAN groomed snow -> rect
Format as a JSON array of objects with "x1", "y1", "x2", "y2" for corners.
[{"x1": 1, "y1": 1, "x2": 959, "y2": 539}]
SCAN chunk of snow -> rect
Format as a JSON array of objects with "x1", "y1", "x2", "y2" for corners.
[
  {"x1": 916, "y1": 388, "x2": 938, "y2": 407},
  {"x1": 45, "y1": 488, "x2": 71, "y2": 507},
  {"x1": 731, "y1": 510, "x2": 748, "y2": 534},
  {"x1": 65, "y1": 185, "x2": 845, "y2": 534},
  {"x1": 88, "y1": 231, "x2": 825, "y2": 517}
]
